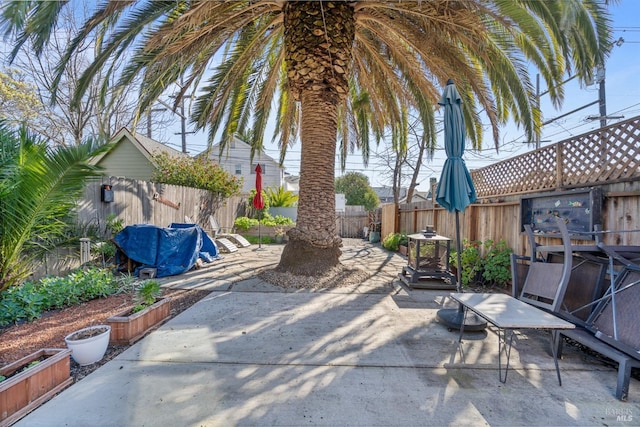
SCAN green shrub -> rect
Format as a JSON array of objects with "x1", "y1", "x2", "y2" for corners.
[
  {"x1": 450, "y1": 239, "x2": 513, "y2": 288},
  {"x1": 234, "y1": 216, "x2": 259, "y2": 231},
  {"x1": 151, "y1": 151, "x2": 242, "y2": 197},
  {"x1": 266, "y1": 186, "x2": 298, "y2": 207},
  {"x1": 234, "y1": 215, "x2": 294, "y2": 231},
  {"x1": 262, "y1": 215, "x2": 295, "y2": 227},
  {"x1": 95, "y1": 241, "x2": 117, "y2": 259},
  {"x1": 132, "y1": 280, "x2": 161, "y2": 313},
  {"x1": 481, "y1": 239, "x2": 513, "y2": 288},
  {"x1": 450, "y1": 239, "x2": 483, "y2": 287},
  {"x1": 105, "y1": 213, "x2": 124, "y2": 236},
  {"x1": 382, "y1": 232, "x2": 406, "y2": 251}
]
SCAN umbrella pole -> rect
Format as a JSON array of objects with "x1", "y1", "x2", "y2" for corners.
[
  {"x1": 258, "y1": 209, "x2": 262, "y2": 249},
  {"x1": 436, "y1": 210, "x2": 487, "y2": 331},
  {"x1": 455, "y1": 211, "x2": 463, "y2": 292}
]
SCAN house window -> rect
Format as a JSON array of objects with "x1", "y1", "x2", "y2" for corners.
[
  {"x1": 235, "y1": 164, "x2": 242, "y2": 175},
  {"x1": 251, "y1": 163, "x2": 266, "y2": 174}
]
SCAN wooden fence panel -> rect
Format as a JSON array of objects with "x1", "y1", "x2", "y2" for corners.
[
  {"x1": 336, "y1": 206, "x2": 368, "y2": 238},
  {"x1": 380, "y1": 204, "x2": 396, "y2": 240},
  {"x1": 601, "y1": 181, "x2": 640, "y2": 245},
  {"x1": 77, "y1": 177, "x2": 245, "y2": 236},
  {"x1": 472, "y1": 115, "x2": 640, "y2": 198},
  {"x1": 394, "y1": 188, "x2": 639, "y2": 258},
  {"x1": 388, "y1": 116, "x2": 640, "y2": 257}
]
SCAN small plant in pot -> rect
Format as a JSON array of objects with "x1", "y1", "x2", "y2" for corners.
[
  {"x1": 132, "y1": 280, "x2": 161, "y2": 313},
  {"x1": 273, "y1": 226, "x2": 286, "y2": 244},
  {"x1": 107, "y1": 279, "x2": 170, "y2": 345}
]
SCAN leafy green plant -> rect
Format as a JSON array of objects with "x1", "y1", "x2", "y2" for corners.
[
  {"x1": 450, "y1": 239, "x2": 513, "y2": 288},
  {"x1": 481, "y1": 239, "x2": 513, "y2": 288},
  {"x1": 262, "y1": 215, "x2": 295, "y2": 227},
  {"x1": 95, "y1": 241, "x2": 117, "y2": 259},
  {"x1": 151, "y1": 151, "x2": 242, "y2": 198},
  {"x1": 87, "y1": 214, "x2": 125, "y2": 265},
  {"x1": 234, "y1": 215, "x2": 294, "y2": 231},
  {"x1": 266, "y1": 186, "x2": 298, "y2": 207},
  {"x1": 0, "y1": 268, "x2": 132, "y2": 326},
  {"x1": 382, "y1": 232, "x2": 406, "y2": 252},
  {"x1": 22, "y1": 360, "x2": 40, "y2": 372},
  {"x1": 0, "y1": 124, "x2": 110, "y2": 292},
  {"x1": 105, "y1": 213, "x2": 124, "y2": 237},
  {"x1": 132, "y1": 280, "x2": 161, "y2": 313},
  {"x1": 450, "y1": 239, "x2": 483, "y2": 287},
  {"x1": 234, "y1": 216, "x2": 259, "y2": 231}
]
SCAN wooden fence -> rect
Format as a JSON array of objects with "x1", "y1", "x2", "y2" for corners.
[
  {"x1": 77, "y1": 177, "x2": 245, "y2": 235},
  {"x1": 387, "y1": 115, "x2": 640, "y2": 256},
  {"x1": 388, "y1": 181, "x2": 639, "y2": 258},
  {"x1": 471, "y1": 115, "x2": 640, "y2": 198},
  {"x1": 336, "y1": 206, "x2": 370, "y2": 238},
  {"x1": 77, "y1": 177, "x2": 369, "y2": 239}
]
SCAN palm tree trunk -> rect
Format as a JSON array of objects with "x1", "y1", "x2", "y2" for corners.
[
  {"x1": 277, "y1": 90, "x2": 342, "y2": 275},
  {"x1": 277, "y1": 1, "x2": 355, "y2": 275}
]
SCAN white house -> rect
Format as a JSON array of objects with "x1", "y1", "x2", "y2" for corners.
[{"x1": 203, "y1": 137, "x2": 284, "y2": 194}]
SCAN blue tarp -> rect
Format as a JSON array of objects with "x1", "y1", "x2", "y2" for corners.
[{"x1": 113, "y1": 223, "x2": 219, "y2": 278}]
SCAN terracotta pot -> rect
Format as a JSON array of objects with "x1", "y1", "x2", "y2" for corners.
[
  {"x1": 398, "y1": 245, "x2": 408, "y2": 256},
  {"x1": 107, "y1": 298, "x2": 171, "y2": 345},
  {"x1": 0, "y1": 348, "x2": 73, "y2": 426},
  {"x1": 64, "y1": 325, "x2": 110, "y2": 366}
]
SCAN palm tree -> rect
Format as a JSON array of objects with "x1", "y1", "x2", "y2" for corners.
[
  {"x1": 1, "y1": 1, "x2": 614, "y2": 276},
  {"x1": 0, "y1": 124, "x2": 109, "y2": 291}
]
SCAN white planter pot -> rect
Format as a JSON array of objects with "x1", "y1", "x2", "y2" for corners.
[{"x1": 64, "y1": 325, "x2": 111, "y2": 366}]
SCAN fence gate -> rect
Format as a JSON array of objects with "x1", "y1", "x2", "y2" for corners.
[{"x1": 336, "y1": 206, "x2": 369, "y2": 238}]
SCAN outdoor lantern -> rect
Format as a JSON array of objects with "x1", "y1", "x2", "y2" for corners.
[{"x1": 101, "y1": 184, "x2": 114, "y2": 203}]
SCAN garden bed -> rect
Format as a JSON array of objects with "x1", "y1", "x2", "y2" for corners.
[{"x1": 0, "y1": 289, "x2": 210, "y2": 383}]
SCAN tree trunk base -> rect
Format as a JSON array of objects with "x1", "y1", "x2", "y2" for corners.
[{"x1": 276, "y1": 236, "x2": 342, "y2": 276}]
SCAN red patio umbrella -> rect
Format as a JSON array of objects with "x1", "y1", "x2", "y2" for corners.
[
  {"x1": 252, "y1": 164, "x2": 264, "y2": 210},
  {"x1": 253, "y1": 164, "x2": 265, "y2": 249}
]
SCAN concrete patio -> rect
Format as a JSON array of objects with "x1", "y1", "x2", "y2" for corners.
[{"x1": 14, "y1": 239, "x2": 640, "y2": 426}]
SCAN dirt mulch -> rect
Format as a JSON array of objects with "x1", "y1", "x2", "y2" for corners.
[{"x1": 0, "y1": 289, "x2": 210, "y2": 382}]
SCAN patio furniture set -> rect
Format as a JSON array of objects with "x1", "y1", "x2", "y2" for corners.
[{"x1": 422, "y1": 216, "x2": 640, "y2": 401}]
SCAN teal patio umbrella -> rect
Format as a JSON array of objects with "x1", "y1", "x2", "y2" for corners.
[{"x1": 435, "y1": 79, "x2": 486, "y2": 331}]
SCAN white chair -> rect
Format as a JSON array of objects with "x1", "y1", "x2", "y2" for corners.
[
  {"x1": 208, "y1": 216, "x2": 251, "y2": 248},
  {"x1": 185, "y1": 215, "x2": 239, "y2": 253}
]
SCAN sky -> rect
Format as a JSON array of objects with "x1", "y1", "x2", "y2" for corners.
[{"x1": 153, "y1": 1, "x2": 640, "y2": 192}]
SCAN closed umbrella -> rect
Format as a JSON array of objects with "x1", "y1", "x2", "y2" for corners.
[
  {"x1": 435, "y1": 79, "x2": 486, "y2": 331},
  {"x1": 253, "y1": 164, "x2": 265, "y2": 250}
]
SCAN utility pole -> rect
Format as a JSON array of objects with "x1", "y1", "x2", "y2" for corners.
[
  {"x1": 155, "y1": 97, "x2": 194, "y2": 153},
  {"x1": 597, "y1": 66, "x2": 607, "y2": 128},
  {"x1": 535, "y1": 74, "x2": 540, "y2": 149},
  {"x1": 179, "y1": 95, "x2": 187, "y2": 153}
]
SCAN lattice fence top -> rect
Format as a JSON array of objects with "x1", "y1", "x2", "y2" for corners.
[{"x1": 472, "y1": 116, "x2": 640, "y2": 198}]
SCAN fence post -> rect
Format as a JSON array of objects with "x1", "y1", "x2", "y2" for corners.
[
  {"x1": 80, "y1": 238, "x2": 91, "y2": 265},
  {"x1": 555, "y1": 144, "x2": 564, "y2": 189}
]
